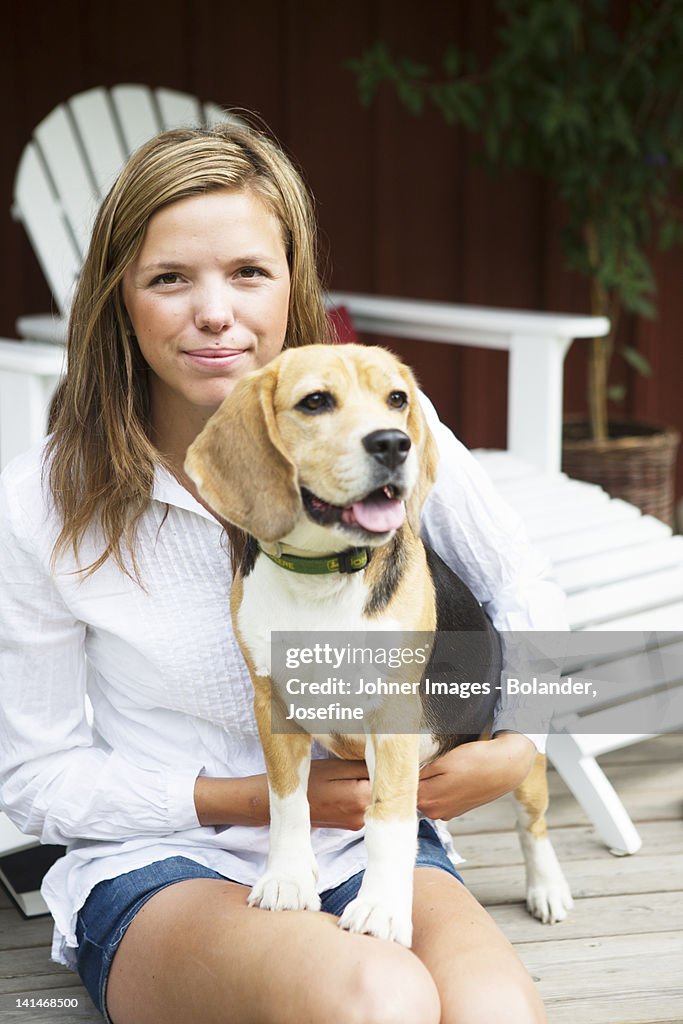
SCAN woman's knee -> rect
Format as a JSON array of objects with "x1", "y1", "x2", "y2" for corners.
[
  {"x1": 440, "y1": 965, "x2": 546, "y2": 1024},
  {"x1": 336, "y1": 944, "x2": 441, "y2": 1024}
]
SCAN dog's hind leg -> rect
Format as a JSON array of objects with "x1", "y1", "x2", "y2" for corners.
[
  {"x1": 248, "y1": 683, "x2": 320, "y2": 913},
  {"x1": 513, "y1": 752, "x2": 573, "y2": 924},
  {"x1": 338, "y1": 733, "x2": 420, "y2": 947}
]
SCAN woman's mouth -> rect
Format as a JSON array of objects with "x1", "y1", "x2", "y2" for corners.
[{"x1": 184, "y1": 348, "x2": 247, "y2": 368}]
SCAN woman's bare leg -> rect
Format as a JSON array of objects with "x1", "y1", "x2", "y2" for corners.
[
  {"x1": 411, "y1": 868, "x2": 547, "y2": 1024},
  {"x1": 105, "y1": 878, "x2": 441, "y2": 1024}
]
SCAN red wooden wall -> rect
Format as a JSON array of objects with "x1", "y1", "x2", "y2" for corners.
[{"x1": 2, "y1": 0, "x2": 682, "y2": 500}]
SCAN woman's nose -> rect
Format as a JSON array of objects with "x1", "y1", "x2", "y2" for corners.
[{"x1": 194, "y1": 289, "x2": 235, "y2": 333}]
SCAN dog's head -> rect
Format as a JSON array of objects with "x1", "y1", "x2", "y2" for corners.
[{"x1": 184, "y1": 344, "x2": 439, "y2": 550}]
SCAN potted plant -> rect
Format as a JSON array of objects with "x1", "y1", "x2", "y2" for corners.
[{"x1": 347, "y1": 0, "x2": 683, "y2": 523}]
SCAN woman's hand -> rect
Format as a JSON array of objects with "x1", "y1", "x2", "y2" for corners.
[
  {"x1": 195, "y1": 733, "x2": 535, "y2": 829},
  {"x1": 307, "y1": 758, "x2": 371, "y2": 829},
  {"x1": 194, "y1": 758, "x2": 370, "y2": 830},
  {"x1": 417, "y1": 732, "x2": 537, "y2": 821}
]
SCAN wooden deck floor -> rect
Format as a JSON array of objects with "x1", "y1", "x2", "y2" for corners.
[{"x1": 1, "y1": 734, "x2": 681, "y2": 1023}]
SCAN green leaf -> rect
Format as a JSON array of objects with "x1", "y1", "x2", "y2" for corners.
[
  {"x1": 399, "y1": 57, "x2": 430, "y2": 79},
  {"x1": 621, "y1": 346, "x2": 653, "y2": 377},
  {"x1": 659, "y1": 219, "x2": 678, "y2": 251},
  {"x1": 607, "y1": 384, "x2": 626, "y2": 402},
  {"x1": 396, "y1": 78, "x2": 425, "y2": 115},
  {"x1": 443, "y1": 45, "x2": 460, "y2": 78}
]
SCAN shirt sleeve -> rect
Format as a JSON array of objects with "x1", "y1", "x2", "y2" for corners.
[
  {"x1": 417, "y1": 392, "x2": 570, "y2": 754},
  {"x1": 0, "y1": 462, "x2": 202, "y2": 846}
]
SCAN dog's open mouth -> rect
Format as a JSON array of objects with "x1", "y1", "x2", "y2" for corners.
[{"x1": 302, "y1": 485, "x2": 406, "y2": 534}]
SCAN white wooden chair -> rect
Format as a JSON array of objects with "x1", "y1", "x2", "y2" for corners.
[{"x1": 2, "y1": 85, "x2": 682, "y2": 875}]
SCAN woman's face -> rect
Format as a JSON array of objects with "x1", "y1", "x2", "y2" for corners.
[{"x1": 122, "y1": 188, "x2": 291, "y2": 431}]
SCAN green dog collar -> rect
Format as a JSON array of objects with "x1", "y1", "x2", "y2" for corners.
[{"x1": 258, "y1": 546, "x2": 372, "y2": 575}]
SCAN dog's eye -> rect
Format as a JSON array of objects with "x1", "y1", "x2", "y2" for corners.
[
  {"x1": 388, "y1": 391, "x2": 408, "y2": 410},
  {"x1": 296, "y1": 391, "x2": 336, "y2": 414}
]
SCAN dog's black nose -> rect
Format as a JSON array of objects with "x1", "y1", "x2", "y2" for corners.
[{"x1": 362, "y1": 429, "x2": 411, "y2": 470}]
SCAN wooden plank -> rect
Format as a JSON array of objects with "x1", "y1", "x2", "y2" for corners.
[
  {"x1": 465, "y1": 851, "x2": 683, "y2": 906},
  {"x1": 488, "y1": 889, "x2": 683, "y2": 943},
  {"x1": 0, "y1": 908, "x2": 52, "y2": 951},
  {"x1": 68, "y1": 88, "x2": 127, "y2": 200},
  {"x1": 155, "y1": 88, "x2": 202, "y2": 129},
  {"x1": 547, "y1": 995, "x2": 683, "y2": 1024},
  {"x1": 33, "y1": 106, "x2": 99, "y2": 256},
  {"x1": 519, "y1": 927, "x2": 683, "y2": 966},
  {"x1": 0, "y1": 947, "x2": 82, "y2": 992},
  {"x1": 566, "y1": 564, "x2": 683, "y2": 628},
  {"x1": 524, "y1": 498, "x2": 641, "y2": 543},
  {"x1": 536, "y1": 515, "x2": 672, "y2": 563},
  {"x1": 13, "y1": 144, "x2": 82, "y2": 316},
  {"x1": 518, "y1": 932, "x2": 683, "y2": 1005},
  {"x1": 110, "y1": 84, "x2": 161, "y2": 154},
  {"x1": 588, "y1": 600, "x2": 683, "y2": 631},
  {"x1": 550, "y1": 636, "x2": 683, "y2": 712},
  {"x1": 599, "y1": 732, "x2": 683, "y2": 764},
  {"x1": 453, "y1": 819, "x2": 683, "y2": 868},
  {"x1": 452, "y1": 758, "x2": 683, "y2": 833},
  {"x1": 555, "y1": 537, "x2": 683, "y2": 594},
  {"x1": 492, "y1": 478, "x2": 609, "y2": 515}
]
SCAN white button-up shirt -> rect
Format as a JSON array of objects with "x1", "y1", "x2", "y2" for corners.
[{"x1": 0, "y1": 393, "x2": 566, "y2": 967}]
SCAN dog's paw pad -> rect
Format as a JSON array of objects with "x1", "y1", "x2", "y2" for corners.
[
  {"x1": 526, "y1": 882, "x2": 574, "y2": 924},
  {"x1": 248, "y1": 873, "x2": 320, "y2": 913},
  {"x1": 339, "y1": 898, "x2": 412, "y2": 947}
]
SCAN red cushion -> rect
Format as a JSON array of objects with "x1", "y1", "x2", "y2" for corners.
[{"x1": 327, "y1": 305, "x2": 359, "y2": 345}]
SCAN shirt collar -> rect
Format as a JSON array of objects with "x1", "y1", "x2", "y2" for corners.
[{"x1": 152, "y1": 464, "x2": 220, "y2": 524}]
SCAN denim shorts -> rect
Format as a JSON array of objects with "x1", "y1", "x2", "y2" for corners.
[{"x1": 76, "y1": 819, "x2": 462, "y2": 1021}]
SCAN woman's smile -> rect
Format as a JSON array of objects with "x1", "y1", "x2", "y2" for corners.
[{"x1": 183, "y1": 347, "x2": 250, "y2": 369}]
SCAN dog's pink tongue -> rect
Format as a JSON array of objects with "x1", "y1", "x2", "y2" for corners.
[{"x1": 349, "y1": 495, "x2": 405, "y2": 533}]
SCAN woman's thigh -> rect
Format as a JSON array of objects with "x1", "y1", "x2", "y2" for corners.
[
  {"x1": 105, "y1": 876, "x2": 441, "y2": 1024},
  {"x1": 411, "y1": 868, "x2": 547, "y2": 1024}
]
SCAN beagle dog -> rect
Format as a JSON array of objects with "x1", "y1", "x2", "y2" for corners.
[{"x1": 185, "y1": 343, "x2": 572, "y2": 945}]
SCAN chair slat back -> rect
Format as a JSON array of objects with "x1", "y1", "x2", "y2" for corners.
[
  {"x1": 13, "y1": 84, "x2": 236, "y2": 316},
  {"x1": 33, "y1": 106, "x2": 100, "y2": 257},
  {"x1": 156, "y1": 87, "x2": 203, "y2": 128},
  {"x1": 13, "y1": 144, "x2": 83, "y2": 314},
  {"x1": 110, "y1": 85, "x2": 163, "y2": 154},
  {"x1": 69, "y1": 88, "x2": 130, "y2": 201}
]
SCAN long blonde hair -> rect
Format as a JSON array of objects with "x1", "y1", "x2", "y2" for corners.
[{"x1": 46, "y1": 121, "x2": 330, "y2": 578}]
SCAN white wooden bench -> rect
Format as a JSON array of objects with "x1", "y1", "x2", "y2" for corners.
[{"x1": 2, "y1": 85, "x2": 682, "y2": 870}]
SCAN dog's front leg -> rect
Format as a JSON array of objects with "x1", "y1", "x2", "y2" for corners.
[
  {"x1": 248, "y1": 680, "x2": 320, "y2": 913},
  {"x1": 513, "y1": 753, "x2": 573, "y2": 923},
  {"x1": 339, "y1": 733, "x2": 420, "y2": 947}
]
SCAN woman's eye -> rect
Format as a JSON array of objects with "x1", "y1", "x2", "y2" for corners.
[
  {"x1": 296, "y1": 391, "x2": 335, "y2": 414},
  {"x1": 388, "y1": 390, "x2": 408, "y2": 409},
  {"x1": 151, "y1": 272, "x2": 182, "y2": 286},
  {"x1": 238, "y1": 266, "x2": 265, "y2": 279}
]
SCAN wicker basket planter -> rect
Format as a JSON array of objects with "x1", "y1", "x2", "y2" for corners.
[{"x1": 562, "y1": 419, "x2": 681, "y2": 526}]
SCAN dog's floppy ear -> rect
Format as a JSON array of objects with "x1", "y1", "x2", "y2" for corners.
[
  {"x1": 400, "y1": 365, "x2": 439, "y2": 536},
  {"x1": 184, "y1": 365, "x2": 302, "y2": 542}
]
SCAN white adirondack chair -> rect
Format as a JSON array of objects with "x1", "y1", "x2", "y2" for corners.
[{"x1": 1, "y1": 85, "x2": 682, "y2": 885}]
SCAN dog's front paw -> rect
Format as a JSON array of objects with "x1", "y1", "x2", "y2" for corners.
[
  {"x1": 248, "y1": 870, "x2": 321, "y2": 913},
  {"x1": 521, "y1": 836, "x2": 574, "y2": 924},
  {"x1": 526, "y1": 874, "x2": 574, "y2": 924},
  {"x1": 339, "y1": 897, "x2": 413, "y2": 947}
]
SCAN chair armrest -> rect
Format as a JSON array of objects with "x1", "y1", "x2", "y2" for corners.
[{"x1": 0, "y1": 338, "x2": 65, "y2": 469}]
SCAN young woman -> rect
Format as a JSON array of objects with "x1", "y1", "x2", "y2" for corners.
[{"x1": 0, "y1": 122, "x2": 563, "y2": 1023}]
